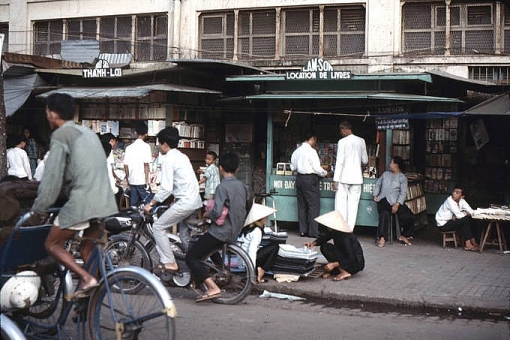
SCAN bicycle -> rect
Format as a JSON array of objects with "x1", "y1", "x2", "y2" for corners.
[
  {"x1": 106, "y1": 205, "x2": 256, "y2": 304},
  {"x1": 1, "y1": 313, "x2": 27, "y2": 340},
  {"x1": 0, "y1": 211, "x2": 177, "y2": 339}
]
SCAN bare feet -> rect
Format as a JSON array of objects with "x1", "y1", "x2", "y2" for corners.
[
  {"x1": 377, "y1": 237, "x2": 385, "y2": 247},
  {"x1": 333, "y1": 269, "x2": 351, "y2": 281},
  {"x1": 257, "y1": 267, "x2": 267, "y2": 283}
]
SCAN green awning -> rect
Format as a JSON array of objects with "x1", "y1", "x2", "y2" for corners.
[
  {"x1": 243, "y1": 92, "x2": 463, "y2": 103},
  {"x1": 226, "y1": 73, "x2": 433, "y2": 83}
]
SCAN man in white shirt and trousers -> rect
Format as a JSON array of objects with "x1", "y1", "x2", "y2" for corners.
[
  {"x1": 290, "y1": 132, "x2": 328, "y2": 238},
  {"x1": 333, "y1": 121, "x2": 368, "y2": 232}
]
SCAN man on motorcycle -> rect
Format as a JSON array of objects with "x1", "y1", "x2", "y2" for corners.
[
  {"x1": 31, "y1": 93, "x2": 118, "y2": 299},
  {"x1": 143, "y1": 126, "x2": 202, "y2": 273}
]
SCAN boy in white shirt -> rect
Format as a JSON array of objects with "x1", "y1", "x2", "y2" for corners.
[
  {"x1": 7, "y1": 136, "x2": 32, "y2": 180},
  {"x1": 435, "y1": 187, "x2": 479, "y2": 251}
]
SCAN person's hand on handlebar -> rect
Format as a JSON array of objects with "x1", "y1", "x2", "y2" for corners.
[
  {"x1": 23, "y1": 211, "x2": 46, "y2": 226},
  {"x1": 143, "y1": 199, "x2": 157, "y2": 214}
]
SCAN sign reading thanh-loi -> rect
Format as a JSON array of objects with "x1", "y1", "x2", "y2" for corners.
[
  {"x1": 285, "y1": 58, "x2": 351, "y2": 80},
  {"x1": 82, "y1": 59, "x2": 122, "y2": 79}
]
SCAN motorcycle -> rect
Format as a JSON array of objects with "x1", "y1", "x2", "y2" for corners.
[{"x1": 105, "y1": 205, "x2": 256, "y2": 304}]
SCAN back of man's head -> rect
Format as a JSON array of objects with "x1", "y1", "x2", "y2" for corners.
[
  {"x1": 219, "y1": 153, "x2": 240, "y2": 173},
  {"x1": 134, "y1": 122, "x2": 148, "y2": 136},
  {"x1": 46, "y1": 93, "x2": 76, "y2": 121},
  {"x1": 156, "y1": 126, "x2": 180, "y2": 149}
]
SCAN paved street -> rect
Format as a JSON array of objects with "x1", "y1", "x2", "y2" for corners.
[{"x1": 254, "y1": 222, "x2": 510, "y2": 316}]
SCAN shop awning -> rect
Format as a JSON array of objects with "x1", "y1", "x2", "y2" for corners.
[
  {"x1": 4, "y1": 74, "x2": 47, "y2": 117},
  {"x1": 36, "y1": 84, "x2": 221, "y2": 99},
  {"x1": 242, "y1": 92, "x2": 463, "y2": 103},
  {"x1": 464, "y1": 92, "x2": 510, "y2": 116}
]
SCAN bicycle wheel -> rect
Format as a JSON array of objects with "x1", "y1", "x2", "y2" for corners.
[
  {"x1": 145, "y1": 238, "x2": 185, "y2": 267},
  {"x1": 107, "y1": 234, "x2": 152, "y2": 270},
  {"x1": 201, "y1": 244, "x2": 254, "y2": 305},
  {"x1": 88, "y1": 267, "x2": 176, "y2": 340},
  {"x1": 13, "y1": 264, "x2": 70, "y2": 334}
]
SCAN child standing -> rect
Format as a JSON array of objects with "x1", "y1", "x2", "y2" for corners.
[{"x1": 198, "y1": 151, "x2": 220, "y2": 200}]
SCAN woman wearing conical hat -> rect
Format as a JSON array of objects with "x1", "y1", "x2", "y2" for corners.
[
  {"x1": 304, "y1": 210, "x2": 364, "y2": 281},
  {"x1": 237, "y1": 203, "x2": 279, "y2": 284}
]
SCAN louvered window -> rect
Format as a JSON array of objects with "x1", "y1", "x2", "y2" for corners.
[
  {"x1": 135, "y1": 15, "x2": 167, "y2": 61},
  {"x1": 283, "y1": 9, "x2": 320, "y2": 57},
  {"x1": 238, "y1": 10, "x2": 276, "y2": 59},
  {"x1": 469, "y1": 66, "x2": 510, "y2": 85},
  {"x1": 34, "y1": 20, "x2": 63, "y2": 56},
  {"x1": 323, "y1": 7, "x2": 365, "y2": 57},
  {"x1": 34, "y1": 14, "x2": 167, "y2": 61},
  {"x1": 403, "y1": 2, "x2": 496, "y2": 56},
  {"x1": 200, "y1": 13, "x2": 234, "y2": 59}
]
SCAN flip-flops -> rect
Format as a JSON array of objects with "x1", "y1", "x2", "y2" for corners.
[
  {"x1": 195, "y1": 292, "x2": 221, "y2": 303},
  {"x1": 463, "y1": 246, "x2": 479, "y2": 252},
  {"x1": 153, "y1": 263, "x2": 178, "y2": 275},
  {"x1": 72, "y1": 283, "x2": 99, "y2": 300}
]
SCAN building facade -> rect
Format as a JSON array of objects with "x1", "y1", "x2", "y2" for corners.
[{"x1": 1, "y1": 0, "x2": 509, "y2": 83}]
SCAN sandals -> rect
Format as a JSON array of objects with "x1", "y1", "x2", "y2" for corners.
[
  {"x1": 463, "y1": 246, "x2": 479, "y2": 252},
  {"x1": 195, "y1": 292, "x2": 222, "y2": 302},
  {"x1": 71, "y1": 283, "x2": 99, "y2": 300},
  {"x1": 399, "y1": 236, "x2": 412, "y2": 246},
  {"x1": 153, "y1": 263, "x2": 178, "y2": 275}
]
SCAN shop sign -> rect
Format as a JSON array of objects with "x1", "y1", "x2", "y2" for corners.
[
  {"x1": 375, "y1": 118, "x2": 409, "y2": 130},
  {"x1": 82, "y1": 59, "x2": 122, "y2": 78},
  {"x1": 271, "y1": 176, "x2": 335, "y2": 197},
  {"x1": 285, "y1": 58, "x2": 351, "y2": 80}
]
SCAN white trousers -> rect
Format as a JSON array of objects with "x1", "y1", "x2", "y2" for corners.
[
  {"x1": 334, "y1": 183, "x2": 362, "y2": 232},
  {"x1": 152, "y1": 200, "x2": 198, "y2": 264}
]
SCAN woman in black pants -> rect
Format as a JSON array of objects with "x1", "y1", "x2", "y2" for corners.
[{"x1": 237, "y1": 203, "x2": 279, "y2": 283}]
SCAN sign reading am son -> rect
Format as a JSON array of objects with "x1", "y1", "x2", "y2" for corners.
[{"x1": 285, "y1": 58, "x2": 351, "y2": 80}]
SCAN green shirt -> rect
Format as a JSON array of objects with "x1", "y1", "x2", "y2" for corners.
[{"x1": 33, "y1": 121, "x2": 118, "y2": 228}]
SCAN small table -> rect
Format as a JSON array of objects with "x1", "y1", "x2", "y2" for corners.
[{"x1": 473, "y1": 213, "x2": 509, "y2": 253}]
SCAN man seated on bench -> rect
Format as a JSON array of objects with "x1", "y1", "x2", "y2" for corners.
[{"x1": 435, "y1": 186, "x2": 479, "y2": 251}]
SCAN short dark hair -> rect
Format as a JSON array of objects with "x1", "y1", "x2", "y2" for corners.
[
  {"x1": 46, "y1": 93, "x2": 76, "y2": 120},
  {"x1": 392, "y1": 156, "x2": 406, "y2": 172},
  {"x1": 134, "y1": 122, "x2": 148, "y2": 136},
  {"x1": 100, "y1": 133, "x2": 117, "y2": 144},
  {"x1": 156, "y1": 126, "x2": 180, "y2": 149},
  {"x1": 304, "y1": 131, "x2": 316, "y2": 142},
  {"x1": 8, "y1": 135, "x2": 26, "y2": 148},
  {"x1": 219, "y1": 152, "x2": 240, "y2": 173},
  {"x1": 340, "y1": 120, "x2": 351, "y2": 130},
  {"x1": 206, "y1": 150, "x2": 218, "y2": 160}
]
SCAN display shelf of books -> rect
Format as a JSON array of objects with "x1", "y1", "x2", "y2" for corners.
[
  {"x1": 390, "y1": 129, "x2": 411, "y2": 161},
  {"x1": 424, "y1": 118, "x2": 458, "y2": 194},
  {"x1": 172, "y1": 121, "x2": 205, "y2": 149},
  {"x1": 404, "y1": 173, "x2": 427, "y2": 215}
]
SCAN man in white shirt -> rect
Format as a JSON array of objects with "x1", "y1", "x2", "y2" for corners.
[
  {"x1": 7, "y1": 136, "x2": 33, "y2": 180},
  {"x1": 290, "y1": 132, "x2": 328, "y2": 238},
  {"x1": 333, "y1": 121, "x2": 368, "y2": 232},
  {"x1": 435, "y1": 187, "x2": 479, "y2": 251},
  {"x1": 123, "y1": 123, "x2": 153, "y2": 206},
  {"x1": 143, "y1": 126, "x2": 202, "y2": 272}
]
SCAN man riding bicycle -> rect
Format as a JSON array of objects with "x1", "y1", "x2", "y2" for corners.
[
  {"x1": 143, "y1": 126, "x2": 202, "y2": 273},
  {"x1": 31, "y1": 93, "x2": 118, "y2": 299}
]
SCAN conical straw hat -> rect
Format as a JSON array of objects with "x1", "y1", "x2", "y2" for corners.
[
  {"x1": 244, "y1": 203, "x2": 277, "y2": 226},
  {"x1": 314, "y1": 210, "x2": 351, "y2": 233}
]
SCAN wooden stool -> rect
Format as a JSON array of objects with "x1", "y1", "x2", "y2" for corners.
[
  {"x1": 441, "y1": 231, "x2": 458, "y2": 248},
  {"x1": 387, "y1": 213, "x2": 401, "y2": 245}
]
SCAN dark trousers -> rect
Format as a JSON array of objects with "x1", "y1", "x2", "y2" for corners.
[
  {"x1": 438, "y1": 216, "x2": 475, "y2": 240},
  {"x1": 185, "y1": 232, "x2": 223, "y2": 284},
  {"x1": 295, "y1": 174, "x2": 320, "y2": 237},
  {"x1": 320, "y1": 243, "x2": 363, "y2": 275},
  {"x1": 256, "y1": 243, "x2": 279, "y2": 272},
  {"x1": 129, "y1": 185, "x2": 153, "y2": 206},
  {"x1": 376, "y1": 198, "x2": 415, "y2": 239}
]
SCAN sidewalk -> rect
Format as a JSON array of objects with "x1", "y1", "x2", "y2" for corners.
[{"x1": 255, "y1": 223, "x2": 510, "y2": 315}]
